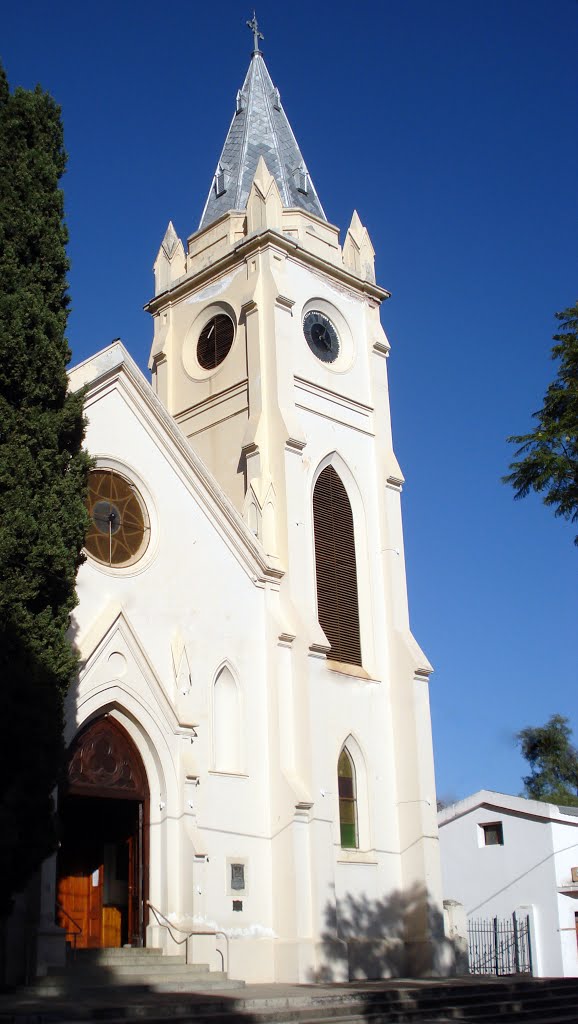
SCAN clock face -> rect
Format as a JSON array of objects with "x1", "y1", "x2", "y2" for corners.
[
  {"x1": 303, "y1": 311, "x2": 340, "y2": 364},
  {"x1": 85, "y1": 470, "x2": 149, "y2": 567}
]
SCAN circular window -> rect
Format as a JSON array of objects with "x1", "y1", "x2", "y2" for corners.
[
  {"x1": 197, "y1": 313, "x2": 235, "y2": 370},
  {"x1": 85, "y1": 470, "x2": 149, "y2": 567}
]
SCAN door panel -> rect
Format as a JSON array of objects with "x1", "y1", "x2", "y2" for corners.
[
  {"x1": 102, "y1": 906, "x2": 122, "y2": 946},
  {"x1": 87, "y1": 867, "x2": 103, "y2": 947},
  {"x1": 127, "y1": 803, "x2": 144, "y2": 946},
  {"x1": 56, "y1": 873, "x2": 90, "y2": 948}
]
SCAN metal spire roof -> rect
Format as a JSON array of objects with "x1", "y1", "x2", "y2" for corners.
[{"x1": 199, "y1": 45, "x2": 326, "y2": 230}]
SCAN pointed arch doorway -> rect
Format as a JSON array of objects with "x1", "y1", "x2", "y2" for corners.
[{"x1": 56, "y1": 716, "x2": 149, "y2": 948}]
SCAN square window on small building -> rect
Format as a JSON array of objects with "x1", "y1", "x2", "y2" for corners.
[{"x1": 481, "y1": 822, "x2": 504, "y2": 846}]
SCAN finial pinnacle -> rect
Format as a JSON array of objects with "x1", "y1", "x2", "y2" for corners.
[{"x1": 246, "y1": 11, "x2": 264, "y2": 53}]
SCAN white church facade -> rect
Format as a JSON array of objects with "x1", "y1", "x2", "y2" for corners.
[{"x1": 39, "y1": 29, "x2": 444, "y2": 984}]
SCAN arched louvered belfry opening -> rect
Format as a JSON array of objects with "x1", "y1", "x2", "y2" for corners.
[
  {"x1": 312, "y1": 465, "x2": 362, "y2": 665},
  {"x1": 338, "y1": 746, "x2": 358, "y2": 849}
]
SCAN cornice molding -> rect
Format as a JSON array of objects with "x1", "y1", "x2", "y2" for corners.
[
  {"x1": 278, "y1": 632, "x2": 296, "y2": 647},
  {"x1": 285, "y1": 436, "x2": 307, "y2": 454},
  {"x1": 386, "y1": 474, "x2": 404, "y2": 492},
  {"x1": 309, "y1": 641, "x2": 331, "y2": 658},
  {"x1": 293, "y1": 376, "x2": 374, "y2": 418},
  {"x1": 275, "y1": 294, "x2": 295, "y2": 312},
  {"x1": 175, "y1": 378, "x2": 248, "y2": 423},
  {"x1": 145, "y1": 228, "x2": 390, "y2": 316},
  {"x1": 372, "y1": 339, "x2": 391, "y2": 358},
  {"x1": 240, "y1": 298, "x2": 259, "y2": 317}
]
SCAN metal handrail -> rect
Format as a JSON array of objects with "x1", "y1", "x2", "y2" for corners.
[
  {"x1": 56, "y1": 901, "x2": 82, "y2": 953},
  {"x1": 146, "y1": 900, "x2": 229, "y2": 973}
]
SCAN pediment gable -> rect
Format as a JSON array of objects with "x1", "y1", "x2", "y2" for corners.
[{"x1": 70, "y1": 603, "x2": 190, "y2": 736}]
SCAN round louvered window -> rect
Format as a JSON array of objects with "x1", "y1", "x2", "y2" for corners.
[
  {"x1": 85, "y1": 469, "x2": 150, "y2": 567},
  {"x1": 197, "y1": 314, "x2": 235, "y2": 370}
]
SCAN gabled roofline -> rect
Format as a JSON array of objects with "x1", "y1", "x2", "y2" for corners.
[
  {"x1": 438, "y1": 789, "x2": 578, "y2": 827},
  {"x1": 68, "y1": 342, "x2": 284, "y2": 587}
]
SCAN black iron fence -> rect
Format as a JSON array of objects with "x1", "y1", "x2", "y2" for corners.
[{"x1": 468, "y1": 913, "x2": 532, "y2": 976}]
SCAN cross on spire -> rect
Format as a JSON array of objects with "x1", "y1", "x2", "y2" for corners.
[{"x1": 247, "y1": 11, "x2": 264, "y2": 53}]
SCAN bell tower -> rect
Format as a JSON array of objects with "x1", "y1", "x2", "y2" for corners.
[{"x1": 145, "y1": 22, "x2": 392, "y2": 569}]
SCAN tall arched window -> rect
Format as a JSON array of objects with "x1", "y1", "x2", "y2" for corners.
[
  {"x1": 213, "y1": 666, "x2": 241, "y2": 772},
  {"x1": 312, "y1": 465, "x2": 361, "y2": 665},
  {"x1": 338, "y1": 747, "x2": 358, "y2": 849}
]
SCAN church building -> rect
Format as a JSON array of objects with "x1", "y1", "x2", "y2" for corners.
[{"x1": 41, "y1": 21, "x2": 444, "y2": 983}]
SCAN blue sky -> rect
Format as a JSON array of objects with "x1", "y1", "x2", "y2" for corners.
[{"x1": 3, "y1": 1, "x2": 577, "y2": 802}]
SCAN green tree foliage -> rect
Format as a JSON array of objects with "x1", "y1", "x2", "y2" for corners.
[
  {"x1": 504, "y1": 302, "x2": 578, "y2": 544},
  {"x1": 0, "y1": 63, "x2": 90, "y2": 916},
  {"x1": 517, "y1": 714, "x2": 578, "y2": 807}
]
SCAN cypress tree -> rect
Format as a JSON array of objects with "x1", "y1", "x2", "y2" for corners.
[{"x1": 0, "y1": 62, "x2": 90, "y2": 916}]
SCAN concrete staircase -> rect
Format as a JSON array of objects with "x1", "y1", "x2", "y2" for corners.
[
  {"x1": 33, "y1": 945, "x2": 242, "y2": 995},
  {"x1": 4, "y1": 969, "x2": 578, "y2": 1023}
]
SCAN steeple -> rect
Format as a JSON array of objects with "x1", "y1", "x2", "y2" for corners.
[{"x1": 199, "y1": 25, "x2": 326, "y2": 230}]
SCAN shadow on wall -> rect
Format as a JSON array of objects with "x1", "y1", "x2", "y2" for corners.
[{"x1": 312, "y1": 883, "x2": 467, "y2": 981}]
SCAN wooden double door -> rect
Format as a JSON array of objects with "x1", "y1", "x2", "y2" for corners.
[{"x1": 56, "y1": 717, "x2": 149, "y2": 949}]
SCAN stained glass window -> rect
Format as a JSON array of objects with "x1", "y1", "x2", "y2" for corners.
[
  {"x1": 85, "y1": 470, "x2": 149, "y2": 567},
  {"x1": 338, "y1": 747, "x2": 358, "y2": 849}
]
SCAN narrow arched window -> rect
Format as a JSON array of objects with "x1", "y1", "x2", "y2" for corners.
[
  {"x1": 312, "y1": 466, "x2": 361, "y2": 665},
  {"x1": 338, "y1": 748, "x2": 358, "y2": 849},
  {"x1": 213, "y1": 667, "x2": 241, "y2": 772}
]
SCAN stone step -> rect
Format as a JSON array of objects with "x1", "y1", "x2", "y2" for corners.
[
  {"x1": 233, "y1": 986, "x2": 578, "y2": 1024},
  {"x1": 21, "y1": 1004, "x2": 578, "y2": 1024},
  {"x1": 69, "y1": 950, "x2": 180, "y2": 963},
  {"x1": 52, "y1": 960, "x2": 209, "y2": 977},
  {"x1": 32, "y1": 943, "x2": 238, "y2": 999},
  {"x1": 150, "y1": 978, "x2": 247, "y2": 994},
  {"x1": 57, "y1": 959, "x2": 189, "y2": 972},
  {"x1": 128, "y1": 988, "x2": 578, "y2": 1022},
  {"x1": 248, "y1": 1002, "x2": 577, "y2": 1021},
  {"x1": 73, "y1": 946, "x2": 166, "y2": 957},
  {"x1": 9, "y1": 977, "x2": 578, "y2": 1024},
  {"x1": 39, "y1": 972, "x2": 217, "y2": 991},
  {"x1": 351, "y1": 992, "x2": 578, "y2": 1022},
  {"x1": 32, "y1": 974, "x2": 240, "y2": 999}
]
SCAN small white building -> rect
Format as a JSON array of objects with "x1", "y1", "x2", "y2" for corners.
[{"x1": 438, "y1": 791, "x2": 578, "y2": 977}]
